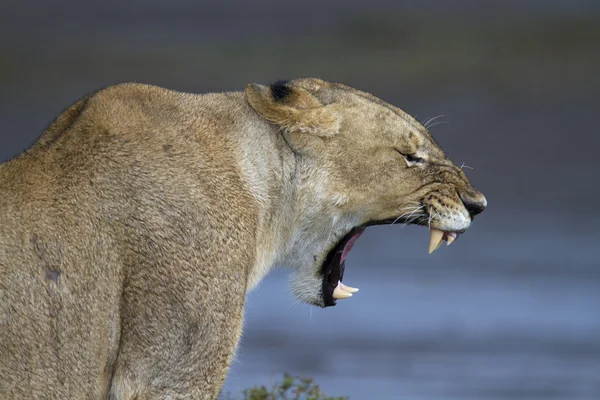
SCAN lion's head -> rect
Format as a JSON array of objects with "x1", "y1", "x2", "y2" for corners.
[{"x1": 246, "y1": 78, "x2": 486, "y2": 307}]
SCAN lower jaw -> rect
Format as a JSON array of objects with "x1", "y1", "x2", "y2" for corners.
[
  {"x1": 322, "y1": 260, "x2": 345, "y2": 308},
  {"x1": 321, "y1": 228, "x2": 364, "y2": 307}
]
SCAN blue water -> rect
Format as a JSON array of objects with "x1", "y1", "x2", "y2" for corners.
[{"x1": 223, "y1": 216, "x2": 600, "y2": 399}]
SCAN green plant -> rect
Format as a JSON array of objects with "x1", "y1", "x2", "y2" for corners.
[{"x1": 221, "y1": 374, "x2": 349, "y2": 400}]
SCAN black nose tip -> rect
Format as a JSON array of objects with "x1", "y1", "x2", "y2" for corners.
[{"x1": 459, "y1": 191, "x2": 487, "y2": 217}]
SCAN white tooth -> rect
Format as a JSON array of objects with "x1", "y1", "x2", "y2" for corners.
[
  {"x1": 446, "y1": 235, "x2": 456, "y2": 246},
  {"x1": 434, "y1": 239, "x2": 444, "y2": 251},
  {"x1": 333, "y1": 286, "x2": 353, "y2": 299},
  {"x1": 428, "y1": 229, "x2": 444, "y2": 254},
  {"x1": 340, "y1": 283, "x2": 359, "y2": 293}
]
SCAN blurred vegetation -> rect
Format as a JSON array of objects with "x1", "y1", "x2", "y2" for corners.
[{"x1": 221, "y1": 374, "x2": 348, "y2": 400}]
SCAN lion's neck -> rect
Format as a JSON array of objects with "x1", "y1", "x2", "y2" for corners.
[
  {"x1": 235, "y1": 106, "x2": 359, "y2": 293},
  {"x1": 234, "y1": 125, "x2": 350, "y2": 292},
  {"x1": 233, "y1": 111, "x2": 300, "y2": 290}
]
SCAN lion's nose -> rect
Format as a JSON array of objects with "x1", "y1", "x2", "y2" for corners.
[{"x1": 459, "y1": 189, "x2": 487, "y2": 218}]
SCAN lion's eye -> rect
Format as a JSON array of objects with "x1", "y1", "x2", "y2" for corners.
[
  {"x1": 404, "y1": 154, "x2": 423, "y2": 164},
  {"x1": 397, "y1": 150, "x2": 424, "y2": 166},
  {"x1": 395, "y1": 149, "x2": 424, "y2": 166}
]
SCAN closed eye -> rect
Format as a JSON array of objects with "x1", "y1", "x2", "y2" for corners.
[
  {"x1": 396, "y1": 150, "x2": 424, "y2": 166},
  {"x1": 404, "y1": 154, "x2": 423, "y2": 164}
]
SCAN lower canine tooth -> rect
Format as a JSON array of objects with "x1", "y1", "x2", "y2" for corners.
[
  {"x1": 333, "y1": 286, "x2": 353, "y2": 299},
  {"x1": 340, "y1": 283, "x2": 359, "y2": 293},
  {"x1": 428, "y1": 229, "x2": 444, "y2": 254},
  {"x1": 446, "y1": 235, "x2": 456, "y2": 246}
]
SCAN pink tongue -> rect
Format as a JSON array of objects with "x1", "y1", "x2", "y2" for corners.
[{"x1": 341, "y1": 229, "x2": 364, "y2": 263}]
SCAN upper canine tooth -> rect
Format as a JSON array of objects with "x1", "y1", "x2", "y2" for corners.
[
  {"x1": 428, "y1": 229, "x2": 444, "y2": 254},
  {"x1": 446, "y1": 235, "x2": 456, "y2": 246},
  {"x1": 340, "y1": 283, "x2": 359, "y2": 293},
  {"x1": 333, "y1": 286, "x2": 353, "y2": 299}
]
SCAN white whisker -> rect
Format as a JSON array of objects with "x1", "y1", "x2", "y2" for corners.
[
  {"x1": 428, "y1": 211, "x2": 439, "y2": 229},
  {"x1": 423, "y1": 114, "x2": 444, "y2": 129},
  {"x1": 426, "y1": 121, "x2": 450, "y2": 130},
  {"x1": 396, "y1": 210, "x2": 422, "y2": 226},
  {"x1": 413, "y1": 216, "x2": 428, "y2": 227},
  {"x1": 460, "y1": 162, "x2": 474, "y2": 170},
  {"x1": 401, "y1": 213, "x2": 425, "y2": 228},
  {"x1": 391, "y1": 205, "x2": 424, "y2": 226},
  {"x1": 428, "y1": 209, "x2": 441, "y2": 228}
]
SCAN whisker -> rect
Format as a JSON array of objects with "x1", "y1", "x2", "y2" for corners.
[
  {"x1": 426, "y1": 120, "x2": 450, "y2": 130},
  {"x1": 427, "y1": 211, "x2": 439, "y2": 230},
  {"x1": 391, "y1": 205, "x2": 424, "y2": 226},
  {"x1": 401, "y1": 213, "x2": 425, "y2": 228},
  {"x1": 401, "y1": 207, "x2": 424, "y2": 224},
  {"x1": 423, "y1": 114, "x2": 444, "y2": 129},
  {"x1": 394, "y1": 202, "x2": 423, "y2": 213},
  {"x1": 460, "y1": 162, "x2": 474, "y2": 170},
  {"x1": 412, "y1": 216, "x2": 429, "y2": 227},
  {"x1": 399, "y1": 201, "x2": 421, "y2": 206}
]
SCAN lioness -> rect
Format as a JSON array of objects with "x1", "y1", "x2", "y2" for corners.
[{"x1": 0, "y1": 78, "x2": 486, "y2": 399}]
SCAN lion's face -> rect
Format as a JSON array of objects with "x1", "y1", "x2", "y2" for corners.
[
  {"x1": 318, "y1": 86, "x2": 486, "y2": 230},
  {"x1": 246, "y1": 79, "x2": 486, "y2": 307}
]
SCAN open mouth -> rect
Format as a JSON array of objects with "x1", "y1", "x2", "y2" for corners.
[
  {"x1": 320, "y1": 223, "x2": 463, "y2": 307},
  {"x1": 321, "y1": 228, "x2": 364, "y2": 307}
]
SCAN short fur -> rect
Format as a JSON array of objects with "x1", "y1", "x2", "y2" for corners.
[{"x1": 0, "y1": 78, "x2": 486, "y2": 399}]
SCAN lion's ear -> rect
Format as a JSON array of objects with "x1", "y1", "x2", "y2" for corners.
[{"x1": 245, "y1": 80, "x2": 341, "y2": 148}]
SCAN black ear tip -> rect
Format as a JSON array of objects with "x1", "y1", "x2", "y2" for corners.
[{"x1": 270, "y1": 80, "x2": 291, "y2": 101}]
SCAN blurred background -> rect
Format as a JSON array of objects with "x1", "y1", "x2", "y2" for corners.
[{"x1": 1, "y1": 1, "x2": 599, "y2": 399}]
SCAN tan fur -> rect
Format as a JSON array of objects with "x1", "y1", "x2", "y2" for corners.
[{"x1": 0, "y1": 78, "x2": 485, "y2": 399}]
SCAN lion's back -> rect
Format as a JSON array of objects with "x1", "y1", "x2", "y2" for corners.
[{"x1": 0, "y1": 83, "x2": 261, "y2": 398}]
